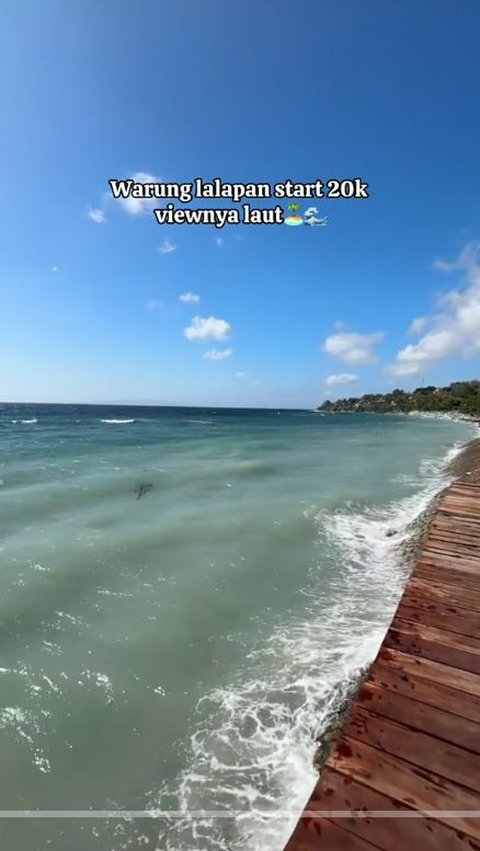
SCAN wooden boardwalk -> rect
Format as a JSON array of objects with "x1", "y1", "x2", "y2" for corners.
[{"x1": 284, "y1": 480, "x2": 480, "y2": 851}]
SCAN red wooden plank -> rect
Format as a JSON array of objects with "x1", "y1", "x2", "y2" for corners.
[
  {"x1": 419, "y1": 550, "x2": 480, "y2": 573},
  {"x1": 390, "y1": 618, "x2": 480, "y2": 654},
  {"x1": 422, "y1": 540, "x2": 480, "y2": 558},
  {"x1": 344, "y1": 706, "x2": 480, "y2": 792},
  {"x1": 415, "y1": 563, "x2": 480, "y2": 592},
  {"x1": 284, "y1": 816, "x2": 384, "y2": 851},
  {"x1": 356, "y1": 680, "x2": 480, "y2": 753},
  {"x1": 376, "y1": 647, "x2": 480, "y2": 697},
  {"x1": 405, "y1": 576, "x2": 480, "y2": 614},
  {"x1": 368, "y1": 662, "x2": 480, "y2": 724},
  {"x1": 385, "y1": 619, "x2": 480, "y2": 674},
  {"x1": 434, "y1": 497, "x2": 480, "y2": 510},
  {"x1": 437, "y1": 493, "x2": 478, "y2": 512},
  {"x1": 427, "y1": 529, "x2": 480, "y2": 547},
  {"x1": 423, "y1": 537, "x2": 480, "y2": 558},
  {"x1": 304, "y1": 767, "x2": 480, "y2": 851},
  {"x1": 422, "y1": 542, "x2": 480, "y2": 558},
  {"x1": 442, "y1": 493, "x2": 480, "y2": 505},
  {"x1": 438, "y1": 507, "x2": 480, "y2": 523},
  {"x1": 440, "y1": 504, "x2": 480, "y2": 517},
  {"x1": 396, "y1": 600, "x2": 480, "y2": 638},
  {"x1": 426, "y1": 520, "x2": 480, "y2": 537},
  {"x1": 450, "y1": 483, "x2": 480, "y2": 493},
  {"x1": 431, "y1": 518, "x2": 480, "y2": 537},
  {"x1": 327, "y1": 736, "x2": 480, "y2": 839}
]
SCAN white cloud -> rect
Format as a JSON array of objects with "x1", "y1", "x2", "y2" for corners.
[
  {"x1": 179, "y1": 292, "x2": 200, "y2": 304},
  {"x1": 146, "y1": 299, "x2": 164, "y2": 310},
  {"x1": 432, "y1": 258, "x2": 455, "y2": 273},
  {"x1": 323, "y1": 330, "x2": 385, "y2": 365},
  {"x1": 51, "y1": 266, "x2": 59, "y2": 273},
  {"x1": 184, "y1": 316, "x2": 231, "y2": 342},
  {"x1": 88, "y1": 208, "x2": 106, "y2": 224},
  {"x1": 387, "y1": 362, "x2": 422, "y2": 377},
  {"x1": 236, "y1": 371, "x2": 246, "y2": 379},
  {"x1": 408, "y1": 317, "x2": 428, "y2": 335},
  {"x1": 432, "y1": 243, "x2": 480, "y2": 274},
  {"x1": 215, "y1": 236, "x2": 224, "y2": 248},
  {"x1": 203, "y1": 348, "x2": 233, "y2": 361},
  {"x1": 325, "y1": 373, "x2": 359, "y2": 387},
  {"x1": 158, "y1": 239, "x2": 177, "y2": 255},
  {"x1": 114, "y1": 171, "x2": 160, "y2": 216},
  {"x1": 388, "y1": 241, "x2": 480, "y2": 377}
]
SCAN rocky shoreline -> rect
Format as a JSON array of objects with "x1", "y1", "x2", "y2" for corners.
[
  {"x1": 312, "y1": 429, "x2": 480, "y2": 774},
  {"x1": 448, "y1": 436, "x2": 480, "y2": 481}
]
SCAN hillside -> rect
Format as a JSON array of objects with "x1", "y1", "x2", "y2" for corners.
[{"x1": 318, "y1": 380, "x2": 480, "y2": 415}]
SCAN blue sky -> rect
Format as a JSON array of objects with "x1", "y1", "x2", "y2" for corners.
[{"x1": 1, "y1": 0, "x2": 480, "y2": 407}]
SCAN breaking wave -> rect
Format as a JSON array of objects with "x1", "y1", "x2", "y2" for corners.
[
  {"x1": 100, "y1": 418, "x2": 135, "y2": 424},
  {"x1": 151, "y1": 439, "x2": 465, "y2": 851}
]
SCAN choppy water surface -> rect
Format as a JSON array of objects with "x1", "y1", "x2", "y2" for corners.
[{"x1": 0, "y1": 404, "x2": 473, "y2": 850}]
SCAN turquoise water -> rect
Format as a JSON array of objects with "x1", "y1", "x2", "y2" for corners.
[{"x1": 0, "y1": 405, "x2": 474, "y2": 850}]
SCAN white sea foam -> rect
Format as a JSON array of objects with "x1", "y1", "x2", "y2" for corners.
[
  {"x1": 97, "y1": 588, "x2": 135, "y2": 598},
  {"x1": 54, "y1": 610, "x2": 84, "y2": 627},
  {"x1": 33, "y1": 754, "x2": 51, "y2": 773},
  {"x1": 0, "y1": 707, "x2": 32, "y2": 740},
  {"x1": 18, "y1": 418, "x2": 37, "y2": 424},
  {"x1": 82, "y1": 669, "x2": 115, "y2": 704},
  {"x1": 100, "y1": 418, "x2": 135, "y2": 424},
  {"x1": 42, "y1": 675, "x2": 61, "y2": 695},
  {"x1": 0, "y1": 705, "x2": 51, "y2": 774},
  {"x1": 154, "y1": 438, "x2": 465, "y2": 851}
]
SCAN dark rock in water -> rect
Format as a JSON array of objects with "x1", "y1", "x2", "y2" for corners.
[
  {"x1": 134, "y1": 482, "x2": 153, "y2": 500},
  {"x1": 385, "y1": 529, "x2": 397, "y2": 538}
]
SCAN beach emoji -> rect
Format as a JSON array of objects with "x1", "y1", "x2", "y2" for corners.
[{"x1": 284, "y1": 203, "x2": 304, "y2": 226}]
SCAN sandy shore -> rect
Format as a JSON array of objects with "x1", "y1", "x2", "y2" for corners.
[{"x1": 313, "y1": 429, "x2": 480, "y2": 773}]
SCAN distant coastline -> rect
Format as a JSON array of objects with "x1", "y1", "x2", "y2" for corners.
[{"x1": 318, "y1": 379, "x2": 480, "y2": 417}]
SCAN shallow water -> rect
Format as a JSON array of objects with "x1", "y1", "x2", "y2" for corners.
[{"x1": 0, "y1": 404, "x2": 474, "y2": 850}]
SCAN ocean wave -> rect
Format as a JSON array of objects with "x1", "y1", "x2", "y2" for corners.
[
  {"x1": 100, "y1": 418, "x2": 135, "y2": 424},
  {"x1": 152, "y1": 438, "x2": 462, "y2": 851},
  {"x1": 11, "y1": 418, "x2": 38, "y2": 424},
  {"x1": 419, "y1": 440, "x2": 465, "y2": 476},
  {"x1": 154, "y1": 606, "x2": 385, "y2": 851},
  {"x1": 318, "y1": 441, "x2": 464, "y2": 574}
]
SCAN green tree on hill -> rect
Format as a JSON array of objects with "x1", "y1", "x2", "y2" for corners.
[{"x1": 317, "y1": 380, "x2": 480, "y2": 415}]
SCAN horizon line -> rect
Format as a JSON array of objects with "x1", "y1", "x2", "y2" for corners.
[{"x1": 0, "y1": 400, "x2": 314, "y2": 411}]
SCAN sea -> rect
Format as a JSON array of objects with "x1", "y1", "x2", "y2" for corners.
[{"x1": 0, "y1": 403, "x2": 475, "y2": 851}]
